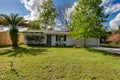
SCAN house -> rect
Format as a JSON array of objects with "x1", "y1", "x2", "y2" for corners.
[{"x1": 23, "y1": 30, "x2": 100, "y2": 47}]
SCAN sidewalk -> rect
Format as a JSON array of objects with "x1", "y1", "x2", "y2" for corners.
[{"x1": 92, "y1": 47, "x2": 120, "y2": 54}]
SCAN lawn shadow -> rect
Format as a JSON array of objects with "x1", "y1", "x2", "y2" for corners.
[
  {"x1": 0, "y1": 45, "x2": 11, "y2": 48},
  {"x1": 86, "y1": 48, "x2": 120, "y2": 58},
  {"x1": 11, "y1": 68, "x2": 19, "y2": 77},
  {"x1": 0, "y1": 47, "x2": 47, "y2": 57},
  {"x1": 10, "y1": 68, "x2": 24, "y2": 79}
]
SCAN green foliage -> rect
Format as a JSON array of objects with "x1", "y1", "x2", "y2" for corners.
[
  {"x1": 0, "y1": 14, "x2": 29, "y2": 48},
  {"x1": 9, "y1": 28, "x2": 18, "y2": 48},
  {"x1": 0, "y1": 19, "x2": 7, "y2": 25},
  {"x1": 29, "y1": 20, "x2": 41, "y2": 30},
  {"x1": 57, "y1": 3, "x2": 71, "y2": 30},
  {"x1": 25, "y1": 33, "x2": 44, "y2": 46},
  {"x1": 0, "y1": 14, "x2": 29, "y2": 27},
  {"x1": 116, "y1": 25, "x2": 120, "y2": 34},
  {"x1": 70, "y1": 0, "x2": 108, "y2": 39},
  {"x1": 38, "y1": 0, "x2": 57, "y2": 30}
]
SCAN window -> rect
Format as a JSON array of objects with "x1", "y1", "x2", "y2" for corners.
[
  {"x1": 56, "y1": 35, "x2": 66, "y2": 41},
  {"x1": 56, "y1": 35, "x2": 58, "y2": 41},
  {"x1": 64, "y1": 35, "x2": 66, "y2": 41}
]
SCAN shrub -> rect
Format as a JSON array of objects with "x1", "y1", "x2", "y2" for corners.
[{"x1": 25, "y1": 33, "x2": 44, "y2": 46}]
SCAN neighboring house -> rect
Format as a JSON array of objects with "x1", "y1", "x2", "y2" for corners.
[{"x1": 23, "y1": 30, "x2": 100, "y2": 47}]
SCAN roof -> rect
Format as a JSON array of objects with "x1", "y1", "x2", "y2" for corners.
[{"x1": 22, "y1": 30, "x2": 70, "y2": 35}]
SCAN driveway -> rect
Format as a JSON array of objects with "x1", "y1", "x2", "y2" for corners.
[{"x1": 92, "y1": 47, "x2": 120, "y2": 54}]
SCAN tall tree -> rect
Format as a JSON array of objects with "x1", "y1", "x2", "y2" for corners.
[
  {"x1": 57, "y1": 3, "x2": 73, "y2": 31},
  {"x1": 38, "y1": 0, "x2": 57, "y2": 30},
  {"x1": 0, "y1": 14, "x2": 29, "y2": 48},
  {"x1": 28, "y1": 20, "x2": 41, "y2": 30},
  {"x1": 70, "y1": 0, "x2": 108, "y2": 47},
  {"x1": 116, "y1": 25, "x2": 120, "y2": 34}
]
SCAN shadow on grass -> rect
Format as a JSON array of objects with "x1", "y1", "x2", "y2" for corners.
[
  {"x1": 0, "y1": 47, "x2": 47, "y2": 57},
  {"x1": 11, "y1": 68, "x2": 19, "y2": 77},
  {"x1": 0, "y1": 45, "x2": 11, "y2": 48},
  {"x1": 87, "y1": 48, "x2": 120, "y2": 58}
]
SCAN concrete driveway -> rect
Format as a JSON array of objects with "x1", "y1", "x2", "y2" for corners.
[{"x1": 92, "y1": 47, "x2": 120, "y2": 54}]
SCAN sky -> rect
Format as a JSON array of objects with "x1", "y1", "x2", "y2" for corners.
[{"x1": 0, "y1": 0, "x2": 120, "y2": 30}]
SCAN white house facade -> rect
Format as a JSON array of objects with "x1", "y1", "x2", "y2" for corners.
[{"x1": 23, "y1": 30, "x2": 100, "y2": 47}]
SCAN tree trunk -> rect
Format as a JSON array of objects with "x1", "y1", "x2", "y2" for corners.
[
  {"x1": 9, "y1": 28, "x2": 19, "y2": 48},
  {"x1": 12, "y1": 42, "x2": 18, "y2": 48},
  {"x1": 83, "y1": 38, "x2": 86, "y2": 48}
]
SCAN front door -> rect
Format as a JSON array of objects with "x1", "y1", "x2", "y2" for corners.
[{"x1": 47, "y1": 35, "x2": 51, "y2": 46}]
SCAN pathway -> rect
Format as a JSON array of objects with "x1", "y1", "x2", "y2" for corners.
[{"x1": 92, "y1": 47, "x2": 120, "y2": 54}]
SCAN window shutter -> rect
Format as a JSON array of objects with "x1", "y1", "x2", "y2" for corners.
[
  {"x1": 56, "y1": 35, "x2": 58, "y2": 41},
  {"x1": 64, "y1": 35, "x2": 66, "y2": 41}
]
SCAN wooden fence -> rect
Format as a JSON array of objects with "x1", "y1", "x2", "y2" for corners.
[{"x1": 0, "y1": 31, "x2": 24, "y2": 46}]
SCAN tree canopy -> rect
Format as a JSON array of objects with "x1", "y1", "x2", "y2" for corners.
[
  {"x1": 38, "y1": 0, "x2": 57, "y2": 30},
  {"x1": 0, "y1": 14, "x2": 30, "y2": 48},
  {"x1": 70, "y1": 0, "x2": 108, "y2": 39},
  {"x1": 28, "y1": 20, "x2": 41, "y2": 30},
  {"x1": 57, "y1": 3, "x2": 72, "y2": 31},
  {"x1": 116, "y1": 25, "x2": 120, "y2": 34},
  {"x1": 0, "y1": 14, "x2": 29, "y2": 28}
]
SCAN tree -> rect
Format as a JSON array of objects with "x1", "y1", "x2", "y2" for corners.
[
  {"x1": 38, "y1": 0, "x2": 57, "y2": 30},
  {"x1": 0, "y1": 18, "x2": 6, "y2": 30},
  {"x1": 70, "y1": 0, "x2": 108, "y2": 47},
  {"x1": 116, "y1": 25, "x2": 120, "y2": 34},
  {"x1": 0, "y1": 14, "x2": 29, "y2": 48},
  {"x1": 0, "y1": 18, "x2": 5, "y2": 24},
  {"x1": 28, "y1": 20, "x2": 41, "y2": 30},
  {"x1": 57, "y1": 3, "x2": 73, "y2": 31}
]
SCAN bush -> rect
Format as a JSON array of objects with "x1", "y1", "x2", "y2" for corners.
[{"x1": 25, "y1": 33, "x2": 44, "y2": 46}]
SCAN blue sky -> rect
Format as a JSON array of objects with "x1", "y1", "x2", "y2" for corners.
[
  {"x1": 0, "y1": 0, "x2": 30, "y2": 16},
  {"x1": 0, "y1": 0, "x2": 120, "y2": 30}
]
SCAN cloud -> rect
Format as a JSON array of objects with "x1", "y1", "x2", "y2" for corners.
[
  {"x1": 101, "y1": 0, "x2": 120, "y2": 29},
  {"x1": 105, "y1": 3, "x2": 120, "y2": 14},
  {"x1": 101, "y1": 0, "x2": 120, "y2": 14},
  {"x1": 65, "y1": 2, "x2": 77, "y2": 21},
  {"x1": 101, "y1": 0, "x2": 113, "y2": 6},
  {"x1": 110, "y1": 13, "x2": 120, "y2": 29},
  {"x1": 20, "y1": 0, "x2": 43, "y2": 20}
]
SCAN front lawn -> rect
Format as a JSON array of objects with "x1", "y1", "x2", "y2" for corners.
[{"x1": 0, "y1": 45, "x2": 120, "y2": 80}]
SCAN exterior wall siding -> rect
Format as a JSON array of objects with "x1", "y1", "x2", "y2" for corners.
[
  {"x1": 23, "y1": 33, "x2": 100, "y2": 47},
  {"x1": 49, "y1": 35, "x2": 99, "y2": 47},
  {"x1": 86, "y1": 38, "x2": 99, "y2": 47},
  {"x1": 66, "y1": 36, "x2": 82, "y2": 46}
]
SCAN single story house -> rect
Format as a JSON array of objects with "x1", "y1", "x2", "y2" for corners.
[{"x1": 23, "y1": 30, "x2": 100, "y2": 47}]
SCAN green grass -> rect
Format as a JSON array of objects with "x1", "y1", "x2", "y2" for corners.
[{"x1": 0, "y1": 45, "x2": 120, "y2": 80}]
